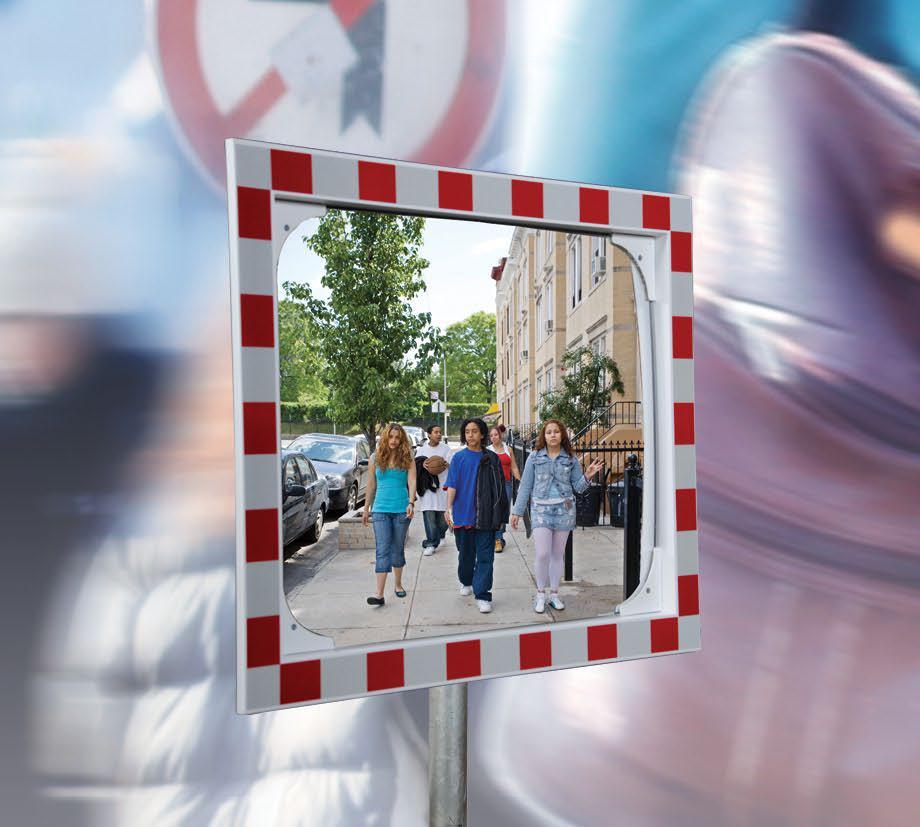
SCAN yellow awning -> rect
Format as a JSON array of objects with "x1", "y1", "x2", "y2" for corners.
[{"x1": 484, "y1": 402, "x2": 499, "y2": 416}]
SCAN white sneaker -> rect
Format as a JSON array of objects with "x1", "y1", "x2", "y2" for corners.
[
  {"x1": 459, "y1": 584, "x2": 473, "y2": 596},
  {"x1": 548, "y1": 593, "x2": 565, "y2": 611},
  {"x1": 477, "y1": 600, "x2": 492, "y2": 613},
  {"x1": 423, "y1": 547, "x2": 434, "y2": 556},
  {"x1": 533, "y1": 593, "x2": 546, "y2": 613}
]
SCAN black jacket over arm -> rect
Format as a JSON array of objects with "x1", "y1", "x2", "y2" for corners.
[
  {"x1": 475, "y1": 450, "x2": 510, "y2": 530},
  {"x1": 415, "y1": 456, "x2": 440, "y2": 497}
]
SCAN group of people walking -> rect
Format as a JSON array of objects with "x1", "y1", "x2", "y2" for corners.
[{"x1": 362, "y1": 417, "x2": 603, "y2": 614}]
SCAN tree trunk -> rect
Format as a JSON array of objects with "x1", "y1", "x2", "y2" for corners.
[{"x1": 364, "y1": 423, "x2": 380, "y2": 454}]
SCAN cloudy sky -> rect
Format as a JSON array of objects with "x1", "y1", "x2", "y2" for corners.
[{"x1": 277, "y1": 214, "x2": 514, "y2": 331}]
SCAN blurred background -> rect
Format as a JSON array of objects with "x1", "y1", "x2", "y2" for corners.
[{"x1": 2, "y1": 0, "x2": 917, "y2": 824}]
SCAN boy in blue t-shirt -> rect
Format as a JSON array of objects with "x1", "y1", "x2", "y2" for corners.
[{"x1": 445, "y1": 418, "x2": 508, "y2": 612}]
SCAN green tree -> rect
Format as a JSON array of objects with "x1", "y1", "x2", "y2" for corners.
[
  {"x1": 278, "y1": 298, "x2": 326, "y2": 403},
  {"x1": 442, "y1": 311, "x2": 497, "y2": 404},
  {"x1": 283, "y1": 210, "x2": 439, "y2": 447},
  {"x1": 537, "y1": 345, "x2": 625, "y2": 435}
]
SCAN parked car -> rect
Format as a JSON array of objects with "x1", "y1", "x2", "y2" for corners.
[
  {"x1": 403, "y1": 425, "x2": 426, "y2": 447},
  {"x1": 281, "y1": 449, "x2": 329, "y2": 549},
  {"x1": 346, "y1": 432, "x2": 371, "y2": 454},
  {"x1": 287, "y1": 433, "x2": 369, "y2": 512}
]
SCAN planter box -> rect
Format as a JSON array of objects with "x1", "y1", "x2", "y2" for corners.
[{"x1": 337, "y1": 510, "x2": 376, "y2": 550}]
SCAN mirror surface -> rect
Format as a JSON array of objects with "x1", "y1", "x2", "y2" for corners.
[{"x1": 278, "y1": 209, "x2": 646, "y2": 647}]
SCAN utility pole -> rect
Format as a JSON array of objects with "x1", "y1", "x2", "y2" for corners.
[{"x1": 443, "y1": 356, "x2": 448, "y2": 437}]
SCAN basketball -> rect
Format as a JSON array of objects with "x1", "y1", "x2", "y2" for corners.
[{"x1": 423, "y1": 455, "x2": 448, "y2": 476}]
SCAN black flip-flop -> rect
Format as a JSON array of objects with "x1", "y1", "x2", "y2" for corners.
[
  {"x1": 395, "y1": 588, "x2": 407, "y2": 598},
  {"x1": 367, "y1": 596, "x2": 385, "y2": 606}
]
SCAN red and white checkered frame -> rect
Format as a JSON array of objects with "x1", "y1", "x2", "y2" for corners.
[{"x1": 227, "y1": 138, "x2": 699, "y2": 713}]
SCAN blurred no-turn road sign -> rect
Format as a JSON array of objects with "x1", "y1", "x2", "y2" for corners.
[{"x1": 152, "y1": 0, "x2": 507, "y2": 189}]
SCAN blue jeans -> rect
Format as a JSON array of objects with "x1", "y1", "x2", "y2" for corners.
[
  {"x1": 422, "y1": 510, "x2": 448, "y2": 548},
  {"x1": 496, "y1": 480, "x2": 514, "y2": 542},
  {"x1": 372, "y1": 511, "x2": 409, "y2": 573},
  {"x1": 454, "y1": 527, "x2": 495, "y2": 602}
]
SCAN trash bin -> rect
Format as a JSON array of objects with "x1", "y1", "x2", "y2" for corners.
[
  {"x1": 575, "y1": 483, "x2": 604, "y2": 527},
  {"x1": 607, "y1": 480, "x2": 625, "y2": 527}
]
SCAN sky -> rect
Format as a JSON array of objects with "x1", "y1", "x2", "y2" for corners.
[{"x1": 277, "y1": 214, "x2": 514, "y2": 332}]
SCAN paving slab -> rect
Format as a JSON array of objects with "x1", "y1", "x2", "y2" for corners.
[
  {"x1": 292, "y1": 591, "x2": 412, "y2": 631},
  {"x1": 408, "y1": 587, "x2": 557, "y2": 627},
  {"x1": 545, "y1": 584, "x2": 624, "y2": 621}
]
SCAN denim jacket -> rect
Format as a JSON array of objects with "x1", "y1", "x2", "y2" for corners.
[{"x1": 511, "y1": 448, "x2": 589, "y2": 516}]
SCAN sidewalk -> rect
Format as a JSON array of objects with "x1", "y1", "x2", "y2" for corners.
[{"x1": 284, "y1": 512, "x2": 626, "y2": 647}]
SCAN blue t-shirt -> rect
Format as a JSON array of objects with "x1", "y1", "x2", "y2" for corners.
[{"x1": 445, "y1": 447, "x2": 483, "y2": 526}]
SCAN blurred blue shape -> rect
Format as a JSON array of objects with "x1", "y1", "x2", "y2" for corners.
[
  {"x1": 0, "y1": 0, "x2": 142, "y2": 137},
  {"x1": 522, "y1": 0, "x2": 918, "y2": 191}
]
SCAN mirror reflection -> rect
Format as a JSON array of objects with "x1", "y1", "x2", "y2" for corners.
[{"x1": 279, "y1": 209, "x2": 645, "y2": 646}]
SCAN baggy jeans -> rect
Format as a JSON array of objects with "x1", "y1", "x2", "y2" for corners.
[
  {"x1": 454, "y1": 527, "x2": 496, "y2": 602},
  {"x1": 422, "y1": 509, "x2": 448, "y2": 548}
]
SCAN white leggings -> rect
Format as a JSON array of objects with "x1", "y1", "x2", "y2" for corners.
[{"x1": 532, "y1": 528, "x2": 569, "y2": 591}]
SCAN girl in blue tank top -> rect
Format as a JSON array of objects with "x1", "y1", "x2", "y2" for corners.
[{"x1": 362, "y1": 424, "x2": 416, "y2": 606}]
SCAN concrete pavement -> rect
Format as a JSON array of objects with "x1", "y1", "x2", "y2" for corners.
[{"x1": 284, "y1": 510, "x2": 626, "y2": 648}]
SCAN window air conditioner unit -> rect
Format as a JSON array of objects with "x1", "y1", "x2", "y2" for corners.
[
  {"x1": 521, "y1": 350, "x2": 529, "y2": 360},
  {"x1": 546, "y1": 319, "x2": 553, "y2": 332},
  {"x1": 592, "y1": 255, "x2": 606, "y2": 274}
]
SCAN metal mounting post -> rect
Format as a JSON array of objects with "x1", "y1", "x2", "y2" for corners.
[{"x1": 429, "y1": 683, "x2": 468, "y2": 826}]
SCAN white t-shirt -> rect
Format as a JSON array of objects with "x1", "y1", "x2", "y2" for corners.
[{"x1": 415, "y1": 440, "x2": 452, "y2": 511}]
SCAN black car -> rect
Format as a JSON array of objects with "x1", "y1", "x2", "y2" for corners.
[
  {"x1": 281, "y1": 449, "x2": 330, "y2": 549},
  {"x1": 287, "y1": 433, "x2": 369, "y2": 512}
]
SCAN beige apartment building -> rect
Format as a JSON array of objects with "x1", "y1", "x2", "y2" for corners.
[{"x1": 495, "y1": 227, "x2": 641, "y2": 430}]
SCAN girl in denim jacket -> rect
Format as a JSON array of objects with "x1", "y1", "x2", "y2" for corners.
[{"x1": 511, "y1": 419, "x2": 604, "y2": 613}]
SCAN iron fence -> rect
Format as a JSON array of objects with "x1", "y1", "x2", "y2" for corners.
[
  {"x1": 573, "y1": 400, "x2": 643, "y2": 441},
  {"x1": 507, "y1": 429, "x2": 643, "y2": 528}
]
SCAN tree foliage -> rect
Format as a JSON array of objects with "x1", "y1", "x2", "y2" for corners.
[
  {"x1": 441, "y1": 311, "x2": 497, "y2": 404},
  {"x1": 278, "y1": 298, "x2": 326, "y2": 404},
  {"x1": 537, "y1": 345, "x2": 625, "y2": 435},
  {"x1": 283, "y1": 210, "x2": 439, "y2": 447}
]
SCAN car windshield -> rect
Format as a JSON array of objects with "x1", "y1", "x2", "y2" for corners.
[{"x1": 292, "y1": 441, "x2": 354, "y2": 464}]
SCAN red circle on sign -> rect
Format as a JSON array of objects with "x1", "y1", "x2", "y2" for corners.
[{"x1": 153, "y1": 0, "x2": 507, "y2": 188}]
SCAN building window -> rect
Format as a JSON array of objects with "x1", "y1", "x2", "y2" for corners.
[
  {"x1": 568, "y1": 238, "x2": 582, "y2": 309},
  {"x1": 591, "y1": 236, "x2": 607, "y2": 286},
  {"x1": 591, "y1": 334, "x2": 608, "y2": 388},
  {"x1": 544, "y1": 231, "x2": 554, "y2": 263},
  {"x1": 536, "y1": 293, "x2": 543, "y2": 343}
]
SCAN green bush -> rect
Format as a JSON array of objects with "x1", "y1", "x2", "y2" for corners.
[{"x1": 280, "y1": 402, "x2": 331, "y2": 422}]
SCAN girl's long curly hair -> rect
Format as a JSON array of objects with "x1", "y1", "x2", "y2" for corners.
[
  {"x1": 535, "y1": 418, "x2": 575, "y2": 456},
  {"x1": 376, "y1": 423, "x2": 413, "y2": 470}
]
